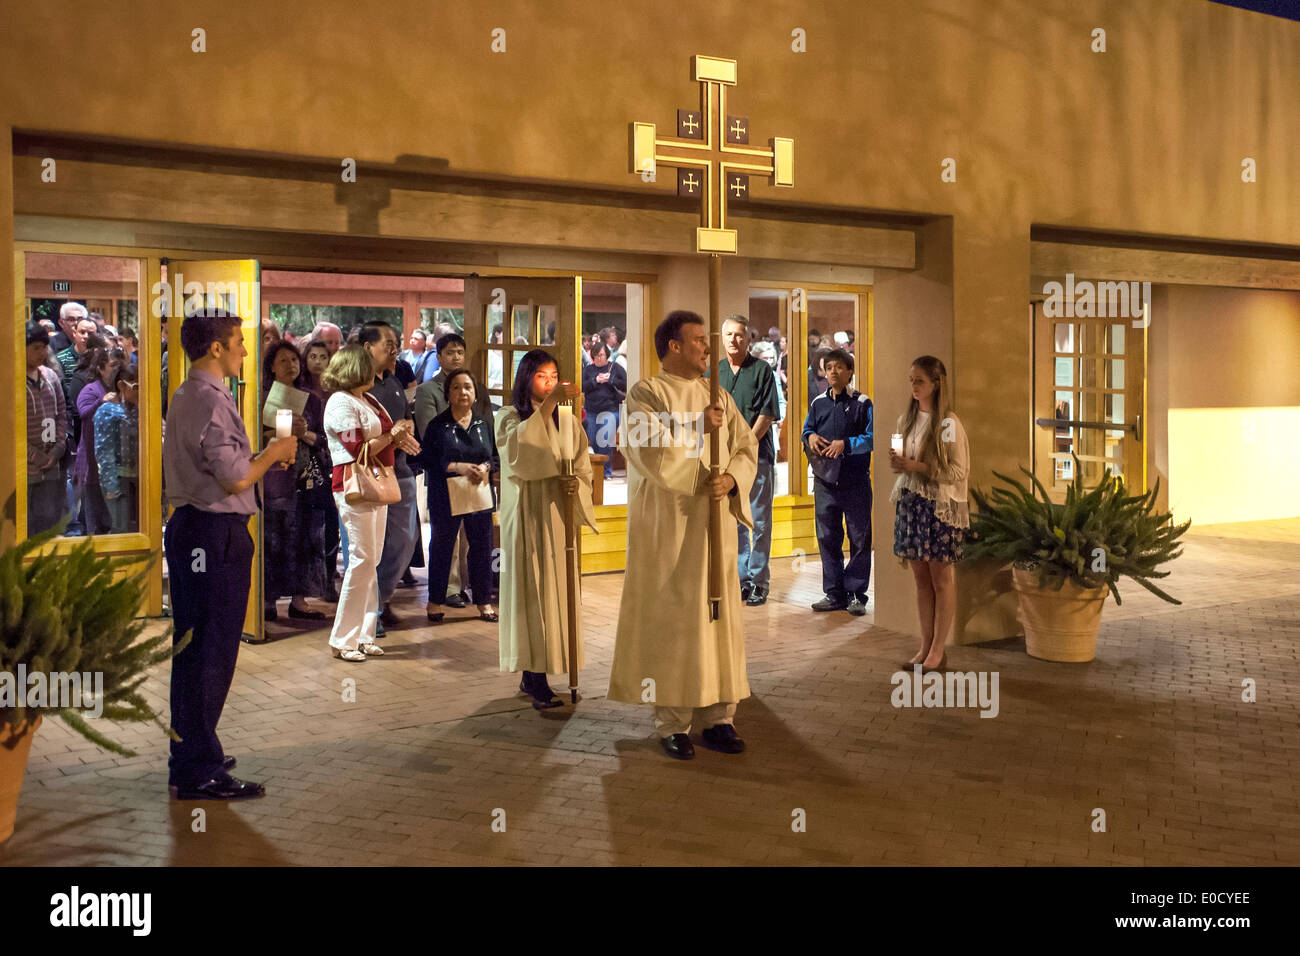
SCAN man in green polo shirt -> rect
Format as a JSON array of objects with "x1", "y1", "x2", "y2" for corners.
[{"x1": 720, "y1": 314, "x2": 781, "y2": 606}]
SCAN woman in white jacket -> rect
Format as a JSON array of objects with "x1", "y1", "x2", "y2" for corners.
[{"x1": 322, "y1": 344, "x2": 419, "y2": 661}]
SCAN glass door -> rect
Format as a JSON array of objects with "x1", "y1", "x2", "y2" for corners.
[
  {"x1": 464, "y1": 277, "x2": 581, "y2": 408},
  {"x1": 162, "y1": 259, "x2": 265, "y2": 641},
  {"x1": 1033, "y1": 300, "x2": 1147, "y2": 499}
]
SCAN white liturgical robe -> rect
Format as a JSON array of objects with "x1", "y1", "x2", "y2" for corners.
[
  {"x1": 608, "y1": 371, "x2": 758, "y2": 709},
  {"x1": 496, "y1": 406, "x2": 597, "y2": 674}
]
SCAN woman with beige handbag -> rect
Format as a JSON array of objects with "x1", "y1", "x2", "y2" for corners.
[{"x1": 322, "y1": 344, "x2": 420, "y2": 661}]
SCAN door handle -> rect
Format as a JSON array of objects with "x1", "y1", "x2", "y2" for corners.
[{"x1": 1035, "y1": 417, "x2": 1139, "y2": 435}]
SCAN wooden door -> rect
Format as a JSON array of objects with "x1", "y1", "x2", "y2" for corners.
[
  {"x1": 165, "y1": 259, "x2": 265, "y2": 642},
  {"x1": 1033, "y1": 300, "x2": 1147, "y2": 500},
  {"x1": 463, "y1": 277, "x2": 581, "y2": 408}
]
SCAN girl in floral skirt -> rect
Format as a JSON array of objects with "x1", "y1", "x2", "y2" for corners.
[{"x1": 888, "y1": 355, "x2": 970, "y2": 672}]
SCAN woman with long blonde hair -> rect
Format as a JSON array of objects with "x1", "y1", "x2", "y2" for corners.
[{"x1": 887, "y1": 355, "x2": 970, "y2": 672}]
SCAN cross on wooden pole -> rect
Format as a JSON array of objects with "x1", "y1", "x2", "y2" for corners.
[{"x1": 628, "y1": 55, "x2": 794, "y2": 620}]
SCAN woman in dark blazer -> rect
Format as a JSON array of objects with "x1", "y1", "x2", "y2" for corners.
[{"x1": 417, "y1": 369, "x2": 499, "y2": 624}]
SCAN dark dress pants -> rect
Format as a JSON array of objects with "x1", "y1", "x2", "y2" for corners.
[
  {"x1": 427, "y1": 501, "x2": 494, "y2": 607},
  {"x1": 813, "y1": 477, "x2": 873, "y2": 602},
  {"x1": 164, "y1": 506, "x2": 254, "y2": 787}
]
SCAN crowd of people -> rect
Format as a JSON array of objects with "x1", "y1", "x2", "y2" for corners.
[
  {"x1": 35, "y1": 303, "x2": 969, "y2": 795},
  {"x1": 24, "y1": 303, "x2": 140, "y2": 536}
]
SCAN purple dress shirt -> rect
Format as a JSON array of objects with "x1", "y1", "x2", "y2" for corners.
[{"x1": 164, "y1": 367, "x2": 258, "y2": 515}]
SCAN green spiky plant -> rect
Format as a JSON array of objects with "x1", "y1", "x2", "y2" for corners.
[
  {"x1": 965, "y1": 454, "x2": 1190, "y2": 605},
  {"x1": 1, "y1": 523, "x2": 188, "y2": 755}
]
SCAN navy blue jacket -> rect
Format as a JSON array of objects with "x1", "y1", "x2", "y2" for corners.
[{"x1": 801, "y1": 387, "x2": 874, "y2": 485}]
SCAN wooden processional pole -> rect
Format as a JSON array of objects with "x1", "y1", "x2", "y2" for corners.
[
  {"x1": 629, "y1": 54, "x2": 794, "y2": 622},
  {"x1": 707, "y1": 253, "x2": 723, "y2": 619}
]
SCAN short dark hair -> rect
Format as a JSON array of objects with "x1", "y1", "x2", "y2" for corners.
[
  {"x1": 442, "y1": 367, "x2": 478, "y2": 404},
  {"x1": 824, "y1": 348, "x2": 854, "y2": 372},
  {"x1": 436, "y1": 332, "x2": 467, "y2": 355},
  {"x1": 588, "y1": 340, "x2": 608, "y2": 360},
  {"x1": 357, "y1": 321, "x2": 391, "y2": 348},
  {"x1": 26, "y1": 321, "x2": 49, "y2": 346},
  {"x1": 511, "y1": 349, "x2": 558, "y2": 421},
  {"x1": 654, "y1": 310, "x2": 704, "y2": 360},
  {"x1": 180, "y1": 311, "x2": 241, "y2": 361}
]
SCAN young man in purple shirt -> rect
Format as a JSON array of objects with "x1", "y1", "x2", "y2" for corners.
[{"x1": 163, "y1": 311, "x2": 296, "y2": 801}]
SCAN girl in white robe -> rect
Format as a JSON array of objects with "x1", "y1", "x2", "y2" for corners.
[{"x1": 495, "y1": 349, "x2": 597, "y2": 709}]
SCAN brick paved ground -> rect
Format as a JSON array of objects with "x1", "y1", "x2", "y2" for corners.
[{"x1": 4, "y1": 519, "x2": 1298, "y2": 866}]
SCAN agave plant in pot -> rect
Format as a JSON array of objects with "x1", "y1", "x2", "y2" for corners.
[
  {"x1": 965, "y1": 456, "x2": 1189, "y2": 662},
  {"x1": 1, "y1": 526, "x2": 186, "y2": 842}
]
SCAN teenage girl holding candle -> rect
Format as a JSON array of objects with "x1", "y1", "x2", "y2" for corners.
[
  {"x1": 887, "y1": 355, "x2": 971, "y2": 672},
  {"x1": 495, "y1": 349, "x2": 597, "y2": 710}
]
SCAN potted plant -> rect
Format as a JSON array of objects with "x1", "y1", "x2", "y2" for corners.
[
  {"x1": 1, "y1": 525, "x2": 186, "y2": 842},
  {"x1": 965, "y1": 456, "x2": 1189, "y2": 662}
]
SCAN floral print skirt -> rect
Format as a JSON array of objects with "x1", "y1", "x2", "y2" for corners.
[{"x1": 893, "y1": 489, "x2": 965, "y2": 564}]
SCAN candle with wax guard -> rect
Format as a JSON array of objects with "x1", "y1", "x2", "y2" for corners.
[{"x1": 557, "y1": 400, "x2": 574, "y2": 461}]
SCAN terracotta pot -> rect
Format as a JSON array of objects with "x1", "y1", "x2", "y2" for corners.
[
  {"x1": 1012, "y1": 567, "x2": 1107, "y2": 662},
  {"x1": 0, "y1": 716, "x2": 42, "y2": 843}
]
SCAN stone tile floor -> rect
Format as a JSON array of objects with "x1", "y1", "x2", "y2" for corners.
[{"x1": 3, "y1": 519, "x2": 1297, "y2": 866}]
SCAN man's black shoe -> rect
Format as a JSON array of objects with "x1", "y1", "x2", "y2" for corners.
[
  {"x1": 222, "y1": 756, "x2": 236, "y2": 772},
  {"x1": 398, "y1": 569, "x2": 417, "y2": 589},
  {"x1": 660, "y1": 734, "x2": 695, "y2": 760},
  {"x1": 169, "y1": 773, "x2": 265, "y2": 801},
  {"x1": 746, "y1": 586, "x2": 768, "y2": 606},
  {"x1": 811, "y1": 597, "x2": 848, "y2": 612},
  {"x1": 288, "y1": 603, "x2": 327, "y2": 621},
  {"x1": 445, "y1": 593, "x2": 468, "y2": 608},
  {"x1": 700, "y1": 724, "x2": 746, "y2": 754},
  {"x1": 379, "y1": 604, "x2": 400, "y2": 628},
  {"x1": 740, "y1": 582, "x2": 754, "y2": 602},
  {"x1": 847, "y1": 597, "x2": 867, "y2": 617}
]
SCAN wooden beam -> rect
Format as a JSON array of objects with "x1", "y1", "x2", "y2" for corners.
[
  {"x1": 1031, "y1": 241, "x2": 1300, "y2": 291},
  {"x1": 14, "y1": 157, "x2": 916, "y2": 269}
]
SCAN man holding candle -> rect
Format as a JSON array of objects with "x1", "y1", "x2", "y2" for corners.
[{"x1": 802, "y1": 348, "x2": 874, "y2": 616}]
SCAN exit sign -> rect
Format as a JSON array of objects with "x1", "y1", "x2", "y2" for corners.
[{"x1": 52, "y1": 281, "x2": 71, "y2": 293}]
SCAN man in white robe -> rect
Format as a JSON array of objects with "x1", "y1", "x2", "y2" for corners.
[{"x1": 608, "y1": 311, "x2": 758, "y2": 760}]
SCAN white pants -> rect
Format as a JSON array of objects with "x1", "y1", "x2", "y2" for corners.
[
  {"x1": 330, "y1": 493, "x2": 387, "y2": 652},
  {"x1": 652, "y1": 702, "x2": 737, "y2": 738}
]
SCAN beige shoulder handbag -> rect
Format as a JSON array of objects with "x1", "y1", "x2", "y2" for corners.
[{"x1": 343, "y1": 439, "x2": 401, "y2": 505}]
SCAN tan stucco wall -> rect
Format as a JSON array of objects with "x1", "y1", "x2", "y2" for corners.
[{"x1": 3, "y1": 0, "x2": 1298, "y2": 601}]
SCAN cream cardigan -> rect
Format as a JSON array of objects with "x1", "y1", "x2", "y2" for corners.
[{"x1": 889, "y1": 409, "x2": 971, "y2": 528}]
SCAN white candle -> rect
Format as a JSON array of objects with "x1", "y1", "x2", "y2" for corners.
[
  {"x1": 890, "y1": 432, "x2": 904, "y2": 454},
  {"x1": 276, "y1": 408, "x2": 294, "y2": 439},
  {"x1": 557, "y1": 404, "x2": 574, "y2": 460}
]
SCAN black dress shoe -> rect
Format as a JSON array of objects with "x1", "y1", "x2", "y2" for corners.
[
  {"x1": 660, "y1": 733, "x2": 695, "y2": 760},
  {"x1": 700, "y1": 724, "x2": 746, "y2": 754},
  {"x1": 222, "y1": 755, "x2": 237, "y2": 772},
  {"x1": 288, "y1": 604, "x2": 327, "y2": 621},
  {"x1": 746, "y1": 586, "x2": 768, "y2": 606},
  {"x1": 379, "y1": 604, "x2": 400, "y2": 628},
  {"x1": 169, "y1": 773, "x2": 265, "y2": 801},
  {"x1": 812, "y1": 597, "x2": 849, "y2": 612},
  {"x1": 847, "y1": 597, "x2": 867, "y2": 617},
  {"x1": 445, "y1": 593, "x2": 467, "y2": 608},
  {"x1": 740, "y1": 582, "x2": 754, "y2": 602},
  {"x1": 524, "y1": 672, "x2": 564, "y2": 710}
]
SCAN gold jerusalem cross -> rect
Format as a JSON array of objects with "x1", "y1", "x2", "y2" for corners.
[{"x1": 629, "y1": 55, "x2": 794, "y2": 253}]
